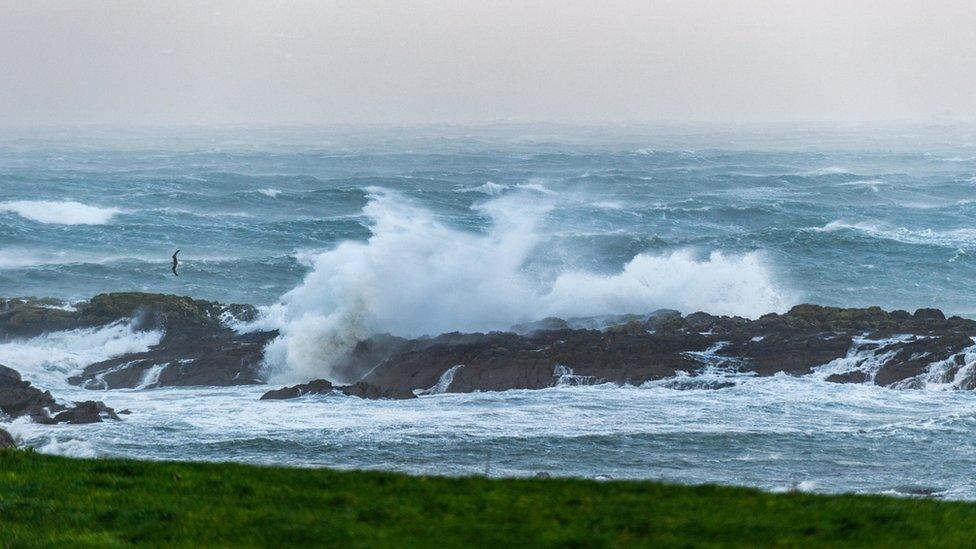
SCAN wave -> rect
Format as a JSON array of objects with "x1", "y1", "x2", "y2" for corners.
[
  {"x1": 0, "y1": 200, "x2": 121, "y2": 225},
  {"x1": 454, "y1": 181, "x2": 555, "y2": 196},
  {"x1": 0, "y1": 321, "x2": 163, "y2": 388},
  {"x1": 804, "y1": 166, "x2": 852, "y2": 176},
  {"x1": 834, "y1": 179, "x2": 886, "y2": 192},
  {"x1": 815, "y1": 220, "x2": 976, "y2": 248},
  {"x1": 454, "y1": 181, "x2": 509, "y2": 195},
  {"x1": 257, "y1": 188, "x2": 282, "y2": 198},
  {"x1": 260, "y1": 188, "x2": 795, "y2": 383}
]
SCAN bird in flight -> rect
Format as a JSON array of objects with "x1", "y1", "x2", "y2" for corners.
[{"x1": 172, "y1": 250, "x2": 181, "y2": 277}]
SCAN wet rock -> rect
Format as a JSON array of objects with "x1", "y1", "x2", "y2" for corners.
[
  {"x1": 0, "y1": 364, "x2": 59, "y2": 421},
  {"x1": 50, "y1": 401, "x2": 120, "y2": 424},
  {"x1": 873, "y1": 333, "x2": 973, "y2": 387},
  {"x1": 825, "y1": 370, "x2": 869, "y2": 384},
  {"x1": 260, "y1": 379, "x2": 415, "y2": 400},
  {"x1": 0, "y1": 428, "x2": 14, "y2": 449},
  {"x1": 511, "y1": 317, "x2": 570, "y2": 334},
  {"x1": 643, "y1": 309, "x2": 682, "y2": 331},
  {"x1": 338, "y1": 382, "x2": 416, "y2": 400},
  {"x1": 0, "y1": 364, "x2": 120, "y2": 424},
  {"x1": 46, "y1": 293, "x2": 280, "y2": 389},
  {"x1": 913, "y1": 308, "x2": 946, "y2": 322},
  {"x1": 2, "y1": 293, "x2": 274, "y2": 389},
  {"x1": 658, "y1": 378, "x2": 737, "y2": 390},
  {"x1": 260, "y1": 379, "x2": 335, "y2": 400}
]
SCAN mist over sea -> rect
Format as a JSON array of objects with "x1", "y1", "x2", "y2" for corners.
[{"x1": 3, "y1": 124, "x2": 976, "y2": 498}]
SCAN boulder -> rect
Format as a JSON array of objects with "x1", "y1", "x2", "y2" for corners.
[
  {"x1": 51, "y1": 401, "x2": 120, "y2": 424},
  {"x1": 0, "y1": 428, "x2": 14, "y2": 449},
  {"x1": 260, "y1": 379, "x2": 416, "y2": 401},
  {"x1": 261, "y1": 379, "x2": 335, "y2": 400}
]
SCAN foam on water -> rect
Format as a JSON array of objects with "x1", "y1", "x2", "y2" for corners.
[
  {"x1": 0, "y1": 200, "x2": 121, "y2": 225},
  {"x1": 0, "y1": 322, "x2": 163, "y2": 388}
]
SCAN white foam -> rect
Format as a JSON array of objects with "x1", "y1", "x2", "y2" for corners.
[
  {"x1": 135, "y1": 363, "x2": 168, "y2": 390},
  {"x1": 805, "y1": 166, "x2": 852, "y2": 176},
  {"x1": 816, "y1": 220, "x2": 976, "y2": 248},
  {"x1": 0, "y1": 200, "x2": 120, "y2": 225},
  {"x1": 257, "y1": 188, "x2": 282, "y2": 198},
  {"x1": 419, "y1": 364, "x2": 464, "y2": 395},
  {"x1": 0, "y1": 322, "x2": 163, "y2": 388},
  {"x1": 261, "y1": 188, "x2": 794, "y2": 383},
  {"x1": 455, "y1": 181, "x2": 509, "y2": 195}
]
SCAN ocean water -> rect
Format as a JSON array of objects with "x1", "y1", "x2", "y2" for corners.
[{"x1": 3, "y1": 124, "x2": 976, "y2": 497}]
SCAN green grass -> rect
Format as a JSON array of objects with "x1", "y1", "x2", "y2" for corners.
[{"x1": 0, "y1": 450, "x2": 972, "y2": 547}]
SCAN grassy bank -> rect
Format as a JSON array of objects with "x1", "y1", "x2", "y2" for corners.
[{"x1": 0, "y1": 450, "x2": 972, "y2": 547}]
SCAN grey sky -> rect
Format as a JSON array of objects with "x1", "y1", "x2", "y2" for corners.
[{"x1": 2, "y1": 0, "x2": 975, "y2": 125}]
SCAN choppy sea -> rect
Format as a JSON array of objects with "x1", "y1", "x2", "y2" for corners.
[{"x1": 3, "y1": 124, "x2": 976, "y2": 498}]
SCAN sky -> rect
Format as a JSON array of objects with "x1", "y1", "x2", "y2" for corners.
[{"x1": 1, "y1": 0, "x2": 975, "y2": 125}]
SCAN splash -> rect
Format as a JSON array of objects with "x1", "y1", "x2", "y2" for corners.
[
  {"x1": 0, "y1": 200, "x2": 121, "y2": 225},
  {"x1": 262, "y1": 188, "x2": 795, "y2": 383},
  {"x1": 0, "y1": 321, "x2": 163, "y2": 388}
]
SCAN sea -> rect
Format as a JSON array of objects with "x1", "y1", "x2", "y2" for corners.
[{"x1": 2, "y1": 123, "x2": 976, "y2": 498}]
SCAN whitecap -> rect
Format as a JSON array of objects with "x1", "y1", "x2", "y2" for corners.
[
  {"x1": 454, "y1": 181, "x2": 509, "y2": 195},
  {"x1": 0, "y1": 200, "x2": 121, "y2": 225}
]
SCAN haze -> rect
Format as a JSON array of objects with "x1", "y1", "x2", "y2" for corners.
[{"x1": 2, "y1": 0, "x2": 975, "y2": 125}]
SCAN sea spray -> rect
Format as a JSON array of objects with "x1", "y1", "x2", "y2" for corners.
[
  {"x1": 261, "y1": 188, "x2": 794, "y2": 383},
  {"x1": 0, "y1": 321, "x2": 163, "y2": 388}
]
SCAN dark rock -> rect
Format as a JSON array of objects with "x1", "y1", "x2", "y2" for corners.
[
  {"x1": 658, "y1": 378, "x2": 737, "y2": 390},
  {"x1": 0, "y1": 363, "x2": 60, "y2": 421},
  {"x1": 1, "y1": 293, "x2": 274, "y2": 390},
  {"x1": 261, "y1": 379, "x2": 335, "y2": 400},
  {"x1": 511, "y1": 317, "x2": 570, "y2": 334},
  {"x1": 913, "y1": 308, "x2": 946, "y2": 322},
  {"x1": 606, "y1": 320, "x2": 647, "y2": 336},
  {"x1": 644, "y1": 309, "x2": 682, "y2": 331},
  {"x1": 338, "y1": 382, "x2": 416, "y2": 400},
  {"x1": 0, "y1": 364, "x2": 120, "y2": 424},
  {"x1": 0, "y1": 428, "x2": 14, "y2": 449},
  {"x1": 260, "y1": 379, "x2": 415, "y2": 400},
  {"x1": 873, "y1": 333, "x2": 972, "y2": 387},
  {"x1": 60, "y1": 293, "x2": 280, "y2": 389},
  {"x1": 51, "y1": 400, "x2": 120, "y2": 424},
  {"x1": 825, "y1": 370, "x2": 869, "y2": 384}
]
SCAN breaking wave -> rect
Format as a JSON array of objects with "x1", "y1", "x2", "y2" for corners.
[
  {"x1": 0, "y1": 321, "x2": 163, "y2": 388},
  {"x1": 816, "y1": 220, "x2": 976, "y2": 249},
  {"x1": 0, "y1": 200, "x2": 121, "y2": 225},
  {"x1": 261, "y1": 188, "x2": 795, "y2": 383}
]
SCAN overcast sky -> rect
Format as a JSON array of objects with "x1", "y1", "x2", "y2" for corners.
[{"x1": 1, "y1": 0, "x2": 975, "y2": 125}]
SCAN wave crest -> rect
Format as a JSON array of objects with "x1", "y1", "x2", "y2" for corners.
[{"x1": 0, "y1": 200, "x2": 120, "y2": 225}]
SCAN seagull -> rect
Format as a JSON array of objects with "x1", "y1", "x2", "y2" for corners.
[{"x1": 171, "y1": 250, "x2": 181, "y2": 277}]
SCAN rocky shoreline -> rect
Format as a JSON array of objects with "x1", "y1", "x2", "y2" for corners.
[{"x1": 2, "y1": 292, "x2": 976, "y2": 423}]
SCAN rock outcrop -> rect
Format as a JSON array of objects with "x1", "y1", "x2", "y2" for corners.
[
  {"x1": 349, "y1": 305, "x2": 976, "y2": 396},
  {"x1": 0, "y1": 428, "x2": 15, "y2": 449},
  {"x1": 6, "y1": 292, "x2": 976, "y2": 398},
  {"x1": 0, "y1": 293, "x2": 276, "y2": 389},
  {"x1": 0, "y1": 364, "x2": 120, "y2": 424},
  {"x1": 260, "y1": 379, "x2": 415, "y2": 400}
]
